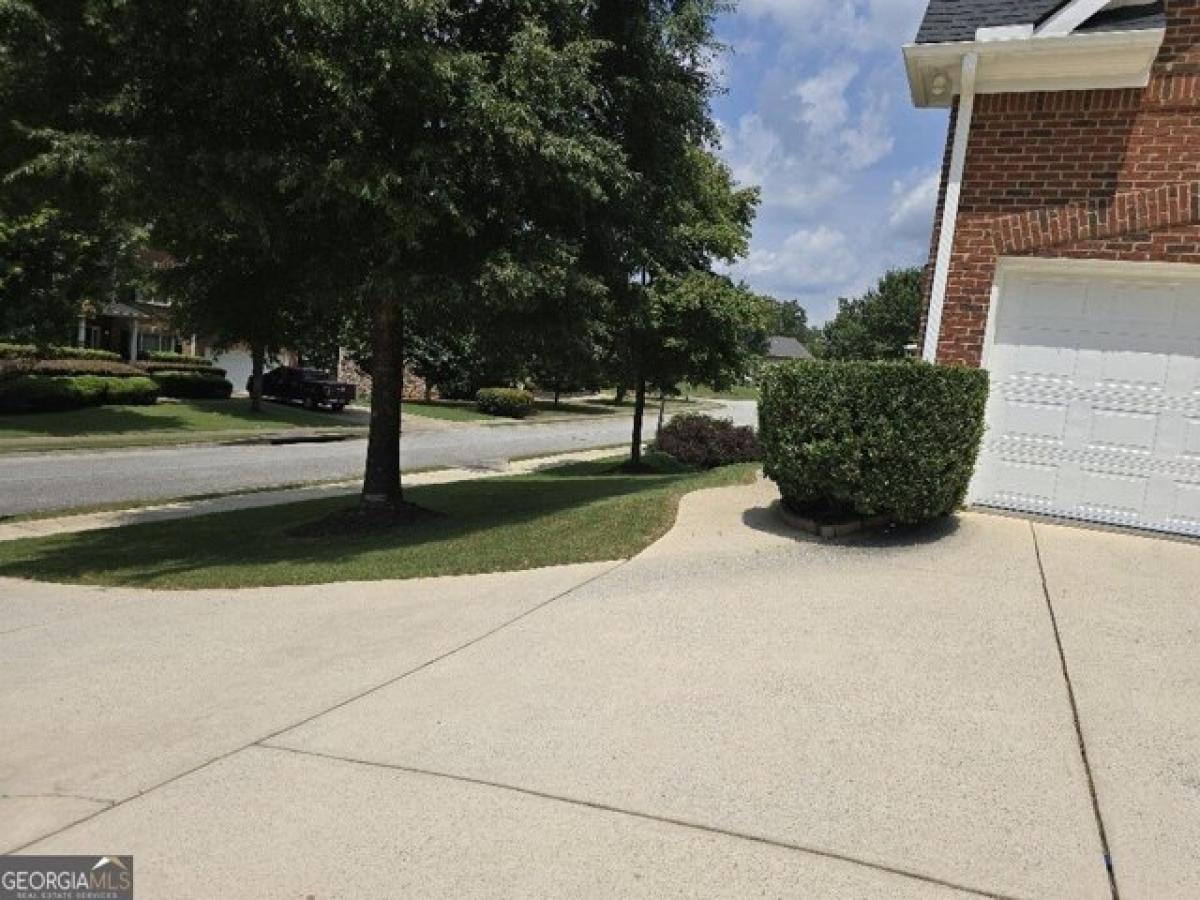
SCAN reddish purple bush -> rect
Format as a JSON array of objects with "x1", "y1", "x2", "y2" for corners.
[{"x1": 654, "y1": 413, "x2": 760, "y2": 469}]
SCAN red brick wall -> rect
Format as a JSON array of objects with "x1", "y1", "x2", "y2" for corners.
[{"x1": 924, "y1": 1, "x2": 1200, "y2": 365}]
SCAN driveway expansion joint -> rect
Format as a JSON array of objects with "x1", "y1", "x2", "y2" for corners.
[
  {"x1": 5, "y1": 560, "x2": 627, "y2": 854},
  {"x1": 1030, "y1": 522, "x2": 1119, "y2": 900},
  {"x1": 254, "y1": 743, "x2": 1020, "y2": 900}
]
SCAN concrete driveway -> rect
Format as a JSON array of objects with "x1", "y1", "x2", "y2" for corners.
[{"x1": 1, "y1": 479, "x2": 1196, "y2": 898}]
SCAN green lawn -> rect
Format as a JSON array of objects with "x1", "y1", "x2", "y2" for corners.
[
  {"x1": 401, "y1": 397, "x2": 629, "y2": 423},
  {"x1": 582, "y1": 395, "x2": 717, "y2": 412},
  {"x1": 0, "y1": 455, "x2": 758, "y2": 589},
  {"x1": 679, "y1": 382, "x2": 760, "y2": 401},
  {"x1": 0, "y1": 398, "x2": 367, "y2": 453},
  {"x1": 400, "y1": 400, "x2": 497, "y2": 422}
]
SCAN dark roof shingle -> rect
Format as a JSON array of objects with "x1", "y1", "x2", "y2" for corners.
[
  {"x1": 914, "y1": 0, "x2": 1164, "y2": 44},
  {"x1": 766, "y1": 336, "x2": 812, "y2": 360}
]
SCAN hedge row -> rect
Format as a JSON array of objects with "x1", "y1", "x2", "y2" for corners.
[
  {"x1": 137, "y1": 360, "x2": 226, "y2": 377},
  {"x1": 476, "y1": 387, "x2": 536, "y2": 418},
  {"x1": 141, "y1": 350, "x2": 213, "y2": 366},
  {"x1": 759, "y1": 360, "x2": 988, "y2": 524},
  {"x1": 151, "y1": 369, "x2": 233, "y2": 399},
  {"x1": 0, "y1": 343, "x2": 124, "y2": 362},
  {"x1": 0, "y1": 358, "x2": 144, "y2": 378},
  {"x1": 0, "y1": 375, "x2": 159, "y2": 413}
]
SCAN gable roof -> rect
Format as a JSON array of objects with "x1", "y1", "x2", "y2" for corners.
[
  {"x1": 914, "y1": 0, "x2": 1164, "y2": 44},
  {"x1": 766, "y1": 336, "x2": 813, "y2": 360}
]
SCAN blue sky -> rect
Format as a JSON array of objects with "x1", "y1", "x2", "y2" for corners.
[{"x1": 711, "y1": 0, "x2": 949, "y2": 323}]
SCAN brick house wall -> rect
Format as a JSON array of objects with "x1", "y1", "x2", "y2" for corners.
[
  {"x1": 924, "y1": 1, "x2": 1200, "y2": 365},
  {"x1": 337, "y1": 356, "x2": 435, "y2": 402}
]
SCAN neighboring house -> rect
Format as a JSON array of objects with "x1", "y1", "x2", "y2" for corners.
[
  {"x1": 906, "y1": 0, "x2": 1200, "y2": 537},
  {"x1": 78, "y1": 293, "x2": 204, "y2": 362},
  {"x1": 765, "y1": 336, "x2": 814, "y2": 362},
  {"x1": 76, "y1": 250, "x2": 206, "y2": 362}
]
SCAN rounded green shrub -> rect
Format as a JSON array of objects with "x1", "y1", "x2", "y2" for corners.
[
  {"x1": 142, "y1": 351, "x2": 213, "y2": 367},
  {"x1": 151, "y1": 369, "x2": 234, "y2": 399},
  {"x1": 759, "y1": 360, "x2": 989, "y2": 524},
  {"x1": 138, "y1": 360, "x2": 226, "y2": 376},
  {"x1": 0, "y1": 374, "x2": 160, "y2": 412},
  {"x1": 475, "y1": 387, "x2": 536, "y2": 418},
  {"x1": 0, "y1": 343, "x2": 124, "y2": 362},
  {"x1": 0, "y1": 359, "x2": 144, "y2": 378},
  {"x1": 654, "y1": 413, "x2": 760, "y2": 469},
  {"x1": 102, "y1": 376, "x2": 160, "y2": 405}
]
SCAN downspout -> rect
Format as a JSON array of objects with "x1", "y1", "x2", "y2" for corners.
[{"x1": 922, "y1": 52, "x2": 978, "y2": 362}]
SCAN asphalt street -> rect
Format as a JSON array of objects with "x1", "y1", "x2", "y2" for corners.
[{"x1": 0, "y1": 400, "x2": 756, "y2": 516}]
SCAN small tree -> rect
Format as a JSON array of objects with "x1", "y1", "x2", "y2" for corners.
[
  {"x1": 628, "y1": 272, "x2": 768, "y2": 461},
  {"x1": 819, "y1": 268, "x2": 923, "y2": 361},
  {"x1": 608, "y1": 147, "x2": 759, "y2": 466}
]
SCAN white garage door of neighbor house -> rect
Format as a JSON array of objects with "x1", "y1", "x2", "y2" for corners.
[
  {"x1": 971, "y1": 261, "x2": 1200, "y2": 537},
  {"x1": 208, "y1": 349, "x2": 254, "y2": 394}
]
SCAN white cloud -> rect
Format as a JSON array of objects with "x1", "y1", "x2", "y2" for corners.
[
  {"x1": 732, "y1": 226, "x2": 860, "y2": 295},
  {"x1": 794, "y1": 62, "x2": 857, "y2": 132},
  {"x1": 736, "y1": 0, "x2": 929, "y2": 49},
  {"x1": 839, "y1": 90, "x2": 893, "y2": 169},
  {"x1": 719, "y1": 114, "x2": 846, "y2": 214},
  {"x1": 711, "y1": 1, "x2": 941, "y2": 322},
  {"x1": 888, "y1": 168, "x2": 940, "y2": 241}
]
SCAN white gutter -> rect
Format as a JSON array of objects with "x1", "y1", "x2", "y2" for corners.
[
  {"x1": 1038, "y1": 0, "x2": 1113, "y2": 36},
  {"x1": 923, "y1": 52, "x2": 977, "y2": 363}
]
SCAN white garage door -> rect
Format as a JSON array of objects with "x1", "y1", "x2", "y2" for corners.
[
  {"x1": 208, "y1": 348, "x2": 254, "y2": 394},
  {"x1": 971, "y1": 262, "x2": 1200, "y2": 537}
]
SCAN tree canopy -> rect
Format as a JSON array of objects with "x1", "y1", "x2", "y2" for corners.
[
  {"x1": 0, "y1": 0, "x2": 132, "y2": 345},
  {"x1": 818, "y1": 268, "x2": 923, "y2": 361},
  {"x1": 2, "y1": 0, "x2": 766, "y2": 513}
]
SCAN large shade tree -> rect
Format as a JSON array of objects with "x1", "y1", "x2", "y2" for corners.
[{"x1": 25, "y1": 0, "x2": 627, "y2": 522}]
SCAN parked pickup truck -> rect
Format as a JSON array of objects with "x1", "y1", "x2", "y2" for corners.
[{"x1": 253, "y1": 366, "x2": 356, "y2": 412}]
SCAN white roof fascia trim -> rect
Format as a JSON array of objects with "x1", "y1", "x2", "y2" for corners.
[
  {"x1": 976, "y1": 24, "x2": 1035, "y2": 41},
  {"x1": 923, "y1": 52, "x2": 978, "y2": 363},
  {"x1": 1038, "y1": 0, "x2": 1118, "y2": 37},
  {"x1": 903, "y1": 28, "x2": 1164, "y2": 106}
]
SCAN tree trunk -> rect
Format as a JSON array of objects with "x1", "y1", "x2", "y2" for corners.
[
  {"x1": 361, "y1": 299, "x2": 403, "y2": 509},
  {"x1": 615, "y1": 383, "x2": 628, "y2": 404},
  {"x1": 630, "y1": 374, "x2": 647, "y2": 466},
  {"x1": 656, "y1": 392, "x2": 667, "y2": 439},
  {"x1": 250, "y1": 344, "x2": 265, "y2": 413},
  {"x1": 553, "y1": 385, "x2": 561, "y2": 407}
]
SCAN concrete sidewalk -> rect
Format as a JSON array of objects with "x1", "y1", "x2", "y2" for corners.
[{"x1": 2, "y1": 479, "x2": 1197, "y2": 897}]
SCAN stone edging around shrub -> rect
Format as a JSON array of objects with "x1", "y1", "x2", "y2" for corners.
[{"x1": 775, "y1": 502, "x2": 891, "y2": 539}]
